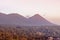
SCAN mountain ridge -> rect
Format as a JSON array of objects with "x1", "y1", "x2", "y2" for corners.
[{"x1": 0, "y1": 13, "x2": 56, "y2": 26}]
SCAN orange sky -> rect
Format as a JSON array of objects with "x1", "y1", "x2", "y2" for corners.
[{"x1": 0, "y1": 0, "x2": 60, "y2": 25}]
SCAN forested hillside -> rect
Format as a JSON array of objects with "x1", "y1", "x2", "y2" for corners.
[{"x1": 0, "y1": 25, "x2": 60, "y2": 40}]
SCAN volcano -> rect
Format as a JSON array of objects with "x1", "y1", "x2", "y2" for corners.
[
  {"x1": 0, "y1": 13, "x2": 55, "y2": 26},
  {"x1": 28, "y1": 14, "x2": 54, "y2": 26}
]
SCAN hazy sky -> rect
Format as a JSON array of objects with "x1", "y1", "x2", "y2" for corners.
[{"x1": 0, "y1": 0, "x2": 60, "y2": 25}]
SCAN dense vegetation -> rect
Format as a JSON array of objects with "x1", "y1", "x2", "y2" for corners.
[{"x1": 0, "y1": 25, "x2": 60, "y2": 40}]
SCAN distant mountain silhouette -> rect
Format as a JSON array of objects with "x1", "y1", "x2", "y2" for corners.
[
  {"x1": 28, "y1": 14, "x2": 54, "y2": 26},
  {"x1": 0, "y1": 13, "x2": 55, "y2": 26},
  {"x1": 0, "y1": 13, "x2": 27, "y2": 26}
]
